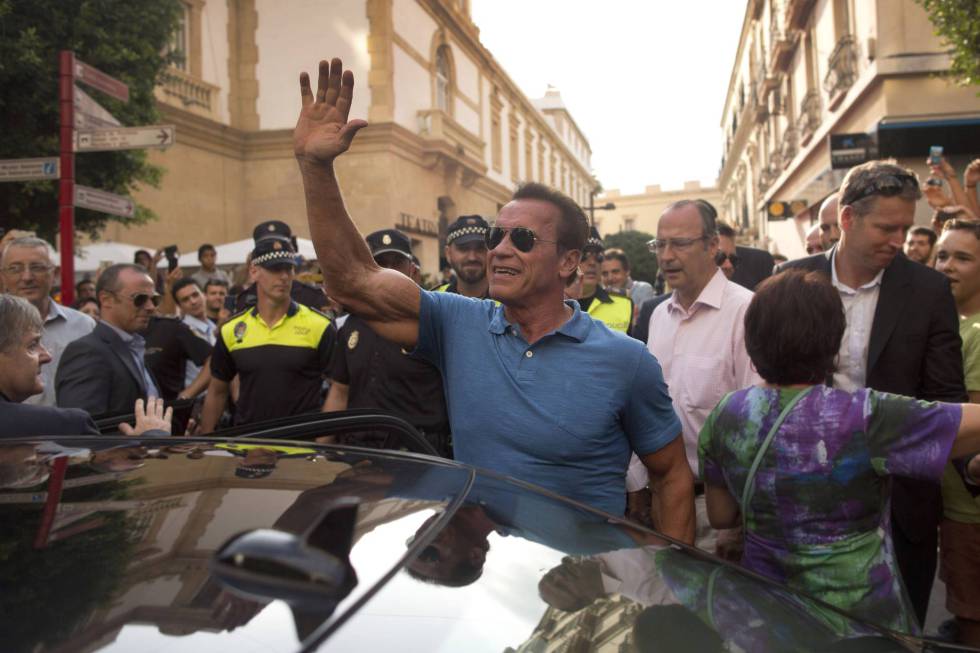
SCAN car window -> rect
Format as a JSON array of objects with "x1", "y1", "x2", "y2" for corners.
[{"x1": 0, "y1": 437, "x2": 471, "y2": 653}]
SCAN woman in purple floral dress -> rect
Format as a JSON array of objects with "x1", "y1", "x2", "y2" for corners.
[{"x1": 699, "y1": 270, "x2": 980, "y2": 633}]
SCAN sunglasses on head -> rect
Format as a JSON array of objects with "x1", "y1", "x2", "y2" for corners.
[
  {"x1": 714, "y1": 251, "x2": 740, "y2": 266},
  {"x1": 843, "y1": 173, "x2": 919, "y2": 205},
  {"x1": 485, "y1": 226, "x2": 557, "y2": 253}
]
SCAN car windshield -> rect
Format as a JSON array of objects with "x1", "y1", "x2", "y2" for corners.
[{"x1": 0, "y1": 436, "x2": 471, "y2": 653}]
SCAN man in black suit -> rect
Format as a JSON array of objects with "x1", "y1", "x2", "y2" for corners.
[
  {"x1": 779, "y1": 160, "x2": 967, "y2": 624},
  {"x1": 56, "y1": 264, "x2": 162, "y2": 419}
]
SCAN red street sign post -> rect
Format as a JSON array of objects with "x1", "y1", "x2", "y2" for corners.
[
  {"x1": 58, "y1": 51, "x2": 76, "y2": 306},
  {"x1": 57, "y1": 53, "x2": 130, "y2": 305}
]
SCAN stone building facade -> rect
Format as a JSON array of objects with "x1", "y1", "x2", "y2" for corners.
[
  {"x1": 106, "y1": 0, "x2": 595, "y2": 275},
  {"x1": 596, "y1": 182, "x2": 723, "y2": 237},
  {"x1": 718, "y1": 0, "x2": 980, "y2": 259}
]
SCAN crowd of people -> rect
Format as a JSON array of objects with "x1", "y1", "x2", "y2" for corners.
[{"x1": 0, "y1": 55, "x2": 978, "y2": 643}]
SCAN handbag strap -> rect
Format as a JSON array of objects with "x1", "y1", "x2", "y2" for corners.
[{"x1": 740, "y1": 386, "x2": 818, "y2": 518}]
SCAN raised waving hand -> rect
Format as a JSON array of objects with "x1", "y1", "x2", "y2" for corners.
[{"x1": 294, "y1": 58, "x2": 368, "y2": 164}]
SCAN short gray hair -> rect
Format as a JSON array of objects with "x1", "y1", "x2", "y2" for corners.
[
  {"x1": 96, "y1": 263, "x2": 149, "y2": 297},
  {"x1": 0, "y1": 294, "x2": 43, "y2": 353},
  {"x1": 840, "y1": 160, "x2": 922, "y2": 218},
  {"x1": 663, "y1": 199, "x2": 718, "y2": 238},
  {"x1": 1, "y1": 236, "x2": 54, "y2": 266}
]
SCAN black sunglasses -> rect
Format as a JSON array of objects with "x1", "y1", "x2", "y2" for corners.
[
  {"x1": 111, "y1": 291, "x2": 162, "y2": 308},
  {"x1": 485, "y1": 226, "x2": 557, "y2": 253},
  {"x1": 714, "y1": 252, "x2": 741, "y2": 266},
  {"x1": 843, "y1": 173, "x2": 919, "y2": 205}
]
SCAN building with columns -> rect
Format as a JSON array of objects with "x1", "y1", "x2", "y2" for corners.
[
  {"x1": 718, "y1": 0, "x2": 980, "y2": 259},
  {"x1": 106, "y1": 0, "x2": 596, "y2": 275}
]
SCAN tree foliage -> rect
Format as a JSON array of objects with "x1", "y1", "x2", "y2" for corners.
[
  {"x1": 0, "y1": 0, "x2": 183, "y2": 241},
  {"x1": 915, "y1": 0, "x2": 980, "y2": 89},
  {"x1": 602, "y1": 230, "x2": 659, "y2": 285}
]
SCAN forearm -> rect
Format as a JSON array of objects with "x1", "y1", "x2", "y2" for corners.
[
  {"x1": 323, "y1": 381, "x2": 349, "y2": 412},
  {"x1": 649, "y1": 463, "x2": 695, "y2": 544},
  {"x1": 966, "y1": 183, "x2": 980, "y2": 218},
  {"x1": 181, "y1": 363, "x2": 211, "y2": 399},
  {"x1": 200, "y1": 382, "x2": 229, "y2": 433}
]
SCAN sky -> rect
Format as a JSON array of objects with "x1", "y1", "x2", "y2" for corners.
[{"x1": 470, "y1": 1, "x2": 747, "y2": 195}]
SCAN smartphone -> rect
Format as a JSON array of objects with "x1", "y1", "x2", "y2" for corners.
[
  {"x1": 926, "y1": 177, "x2": 944, "y2": 187},
  {"x1": 163, "y1": 245, "x2": 180, "y2": 272},
  {"x1": 929, "y1": 145, "x2": 943, "y2": 166}
]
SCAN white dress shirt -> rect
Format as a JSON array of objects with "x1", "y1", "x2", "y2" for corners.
[{"x1": 830, "y1": 252, "x2": 883, "y2": 391}]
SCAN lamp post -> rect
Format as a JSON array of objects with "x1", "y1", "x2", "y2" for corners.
[{"x1": 586, "y1": 195, "x2": 615, "y2": 225}]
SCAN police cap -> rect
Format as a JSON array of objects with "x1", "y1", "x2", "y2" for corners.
[
  {"x1": 584, "y1": 226, "x2": 604, "y2": 253},
  {"x1": 446, "y1": 215, "x2": 489, "y2": 246},
  {"x1": 366, "y1": 229, "x2": 412, "y2": 259},
  {"x1": 253, "y1": 220, "x2": 293, "y2": 244},
  {"x1": 251, "y1": 236, "x2": 297, "y2": 269}
]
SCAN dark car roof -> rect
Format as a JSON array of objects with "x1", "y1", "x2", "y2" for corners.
[{"x1": 0, "y1": 435, "x2": 970, "y2": 653}]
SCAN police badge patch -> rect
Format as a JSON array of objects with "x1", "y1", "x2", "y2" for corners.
[
  {"x1": 234, "y1": 321, "x2": 248, "y2": 342},
  {"x1": 348, "y1": 330, "x2": 359, "y2": 350}
]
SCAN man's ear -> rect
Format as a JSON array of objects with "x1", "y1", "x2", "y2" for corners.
[
  {"x1": 560, "y1": 249, "x2": 582, "y2": 284},
  {"x1": 840, "y1": 204, "x2": 856, "y2": 233},
  {"x1": 248, "y1": 264, "x2": 259, "y2": 283}
]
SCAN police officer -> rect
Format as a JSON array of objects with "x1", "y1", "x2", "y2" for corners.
[
  {"x1": 200, "y1": 236, "x2": 336, "y2": 431},
  {"x1": 235, "y1": 220, "x2": 329, "y2": 311},
  {"x1": 325, "y1": 229, "x2": 451, "y2": 457},
  {"x1": 434, "y1": 215, "x2": 491, "y2": 299},
  {"x1": 577, "y1": 227, "x2": 633, "y2": 334}
]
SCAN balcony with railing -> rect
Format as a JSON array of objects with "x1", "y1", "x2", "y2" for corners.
[
  {"x1": 780, "y1": 127, "x2": 799, "y2": 167},
  {"x1": 823, "y1": 34, "x2": 859, "y2": 110},
  {"x1": 797, "y1": 89, "x2": 821, "y2": 145},
  {"x1": 768, "y1": 1, "x2": 797, "y2": 72},
  {"x1": 156, "y1": 66, "x2": 220, "y2": 121}
]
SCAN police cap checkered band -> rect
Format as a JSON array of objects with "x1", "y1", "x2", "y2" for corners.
[
  {"x1": 251, "y1": 249, "x2": 296, "y2": 267},
  {"x1": 447, "y1": 225, "x2": 488, "y2": 245}
]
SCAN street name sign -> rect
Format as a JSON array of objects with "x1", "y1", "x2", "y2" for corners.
[
  {"x1": 75, "y1": 125, "x2": 176, "y2": 152},
  {"x1": 74, "y1": 86, "x2": 122, "y2": 130},
  {"x1": 74, "y1": 185, "x2": 135, "y2": 218},
  {"x1": 74, "y1": 59, "x2": 129, "y2": 103},
  {"x1": 0, "y1": 157, "x2": 60, "y2": 182}
]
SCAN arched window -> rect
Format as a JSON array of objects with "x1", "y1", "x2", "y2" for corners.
[{"x1": 435, "y1": 46, "x2": 451, "y2": 112}]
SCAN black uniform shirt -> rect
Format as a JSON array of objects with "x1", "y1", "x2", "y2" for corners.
[
  {"x1": 330, "y1": 315, "x2": 449, "y2": 433},
  {"x1": 143, "y1": 316, "x2": 213, "y2": 401},
  {"x1": 211, "y1": 302, "x2": 335, "y2": 425}
]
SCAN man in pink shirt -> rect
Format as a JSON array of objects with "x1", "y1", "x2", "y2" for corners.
[{"x1": 630, "y1": 199, "x2": 761, "y2": 555}]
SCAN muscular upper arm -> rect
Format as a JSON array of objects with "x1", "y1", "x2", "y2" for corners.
[{"x1": 334, "y1": 267, "x2": 420, "y2": 348}]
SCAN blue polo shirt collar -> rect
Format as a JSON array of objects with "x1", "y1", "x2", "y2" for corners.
[{"x1": 487, "y1": 300, "x2": 591, "y2": 343}]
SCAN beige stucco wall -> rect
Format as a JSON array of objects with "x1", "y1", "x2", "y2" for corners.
[{"x1": 597, "y1": 183, "x2": 724, "y2": 237}]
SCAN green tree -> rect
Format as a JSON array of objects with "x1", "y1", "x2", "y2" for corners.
[
  {"x1": 0, "y1": 0, "x2": 183, "y2": 242},
  {"x1": 602, "y1": 230, "x2": 658, "y2": 285},
  {"x1": 915, "y1": 0, "x2": 980, "y2": 89}
]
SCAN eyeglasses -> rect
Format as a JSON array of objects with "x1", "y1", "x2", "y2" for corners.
[
  {"x1": 647, "y1": 236, "x2": 709, "y2": 253},
  {"x1": 110, "y1": 291, "x2": 162, "y2": 308},
  {"x1": 2, "y1": 263, "x2": 52, "y2": 276},
  {"x1": 714, "y1": 251, "x2": 741, "y2": 266},
  {"x1": 842, "y1": 173, "x2": 919, "y2": 205},
  {"x1": 485, "y1": 226, "x2": 557, "y2": 253}
]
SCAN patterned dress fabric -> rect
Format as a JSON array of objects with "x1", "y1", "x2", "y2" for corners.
[{"x1": 698, "y1": 385, "x2": 961, "y2": 633}]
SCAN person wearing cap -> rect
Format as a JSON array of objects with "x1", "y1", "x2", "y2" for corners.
[
  {"x1": 292, "y1": 57, "x2": 693, "y2": 544},
  {"x1": 574, "y1": 227, "x2": 633, "y2": 334},
  {"x1": 234, "y1": 220, "x2": 329, "y2": 312},
  {"x1": 324, "y1": 229, "x2": 452, "y2": 456},
  {"x1": 435, "y1": 215, "x2": 491, "y2": 299},
  {"x1": 200, "y1": 236, "x2": 336, "y2": 431}
]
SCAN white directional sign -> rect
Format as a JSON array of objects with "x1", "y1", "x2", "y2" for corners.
[
  {"x1": 74, "y1": 185, "x2": 135, "y2": 218},
  {"x1": 75, "y1": 125, "x2": 175, "y2": 152},
  {"x1": 0, "y1": 157, "x2": 60, "y2": 182},
  {"x1": 74, "y1": 86, "x2": 121, "y2": 130}
]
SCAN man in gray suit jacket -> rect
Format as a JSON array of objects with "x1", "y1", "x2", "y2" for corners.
[{"x1": 57, "y1": 264, "x2": 162, "y2": 419}]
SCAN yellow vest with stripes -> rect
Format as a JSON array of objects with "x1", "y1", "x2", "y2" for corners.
[{"x1": 587, "y1": 293, "x2": 633, "y2": 333}]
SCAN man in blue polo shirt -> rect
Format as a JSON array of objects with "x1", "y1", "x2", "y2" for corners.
[{"x1": 292, "y1": 57, "x2": 694, "y2": 542}]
